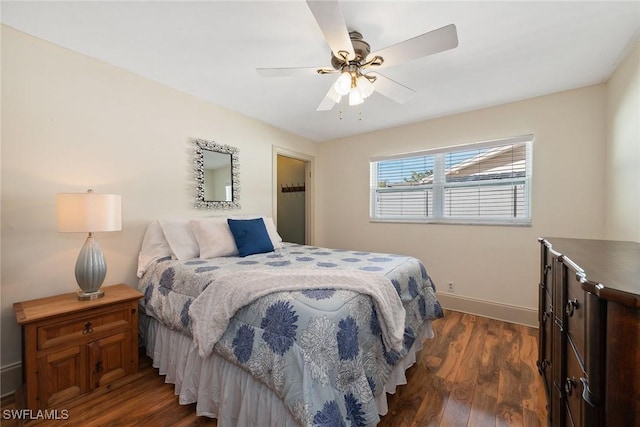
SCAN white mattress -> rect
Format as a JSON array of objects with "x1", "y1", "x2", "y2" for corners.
[{"x1": 141, "y1": 313, "x2": 434, "y2": 426}]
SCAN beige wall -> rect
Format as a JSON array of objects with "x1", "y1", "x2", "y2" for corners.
[
  {"x1": 605, "y1": 41, "x2": 640, "y2": 242},
  {"x1": 316, "y1": 85, "x2": 608, "y2": 320},
  {"x1": 0, "y1": 26, "x2": 317, "y2": 391}
]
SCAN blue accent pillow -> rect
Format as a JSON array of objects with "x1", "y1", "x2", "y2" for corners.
[{"x1": 227, "y1": 218, "x2": 275, "y2": 257}]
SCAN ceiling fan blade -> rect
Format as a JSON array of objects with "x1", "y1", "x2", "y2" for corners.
[
  {"x1": 307, "y1": 0, "x2": 355, "y2": 60},
  {"x1": 370, "y1": 24, "x2": 458, "y2": 69},
  {"x1": 371, "y1": 73, "x2": 417, "y2": 104},
  {"x1": 316, "y1": 95, "x2": 338, "y2": 111},
  {"x1": 316, "y1": 80, "x2": 340, "y2": 111},
  {"x1": 257, "y1": 67, "x2": 326, "y2": 78}
]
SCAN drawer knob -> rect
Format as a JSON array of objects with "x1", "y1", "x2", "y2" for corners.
[
  {"x1": 542, "y1": 311, "x2": 550, "y2": 323},
  {"x1": 83, "y1": 321, "x2": 94, "y2": 334},
  {"x1": 565, "y1": 299, "x2": 579, "y2": 317}
]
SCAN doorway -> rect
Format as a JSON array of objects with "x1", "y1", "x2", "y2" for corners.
[{"x1": 273, "y1": 148, "x2": 314, "y2": 245}]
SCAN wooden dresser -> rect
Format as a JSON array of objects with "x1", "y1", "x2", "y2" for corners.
[
  {"x1": 538, "y1": 238, "x2": 640, "y2": 427},
  {"x1": 14, "y1": 284, "x2": 143, "y2": 410}
]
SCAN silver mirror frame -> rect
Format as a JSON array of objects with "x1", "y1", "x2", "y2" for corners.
[{"x1": 193, "y1": 138, "x2": 240, "y2": 209}]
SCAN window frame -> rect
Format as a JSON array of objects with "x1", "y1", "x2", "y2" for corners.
[{"x1": 370, "y1": 135, "x2": 533, "y2": 226}]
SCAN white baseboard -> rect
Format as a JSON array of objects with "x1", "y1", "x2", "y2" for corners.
[
  {"x1": 436, "y1": 292, "x2": 538, "y2": 328},
  {"x1": 1, "y1": 361, "x2": 22, "y2": 398}
]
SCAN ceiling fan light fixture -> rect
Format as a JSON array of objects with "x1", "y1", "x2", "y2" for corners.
[
  {"x1": 326, "y1": 85, "x2": 343, "y2": 104},
  {"x1": 349, "y1": 87, "x2": 364, "y2": 106},
  {"x1": 356, "y1": 75, "x2": 375, "y2": 99},
  {"x1": 334, "y1": 71, "x2": 351, "y2": 96}
]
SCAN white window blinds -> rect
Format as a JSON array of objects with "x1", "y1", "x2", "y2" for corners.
[{"x1": 370, "y1": 135, "x2": 533, "y2": 225}]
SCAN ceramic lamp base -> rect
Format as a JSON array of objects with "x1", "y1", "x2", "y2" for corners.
[
  {"x1": 75, "y1": 233, "x2": 107, "y2": 299},
  {"x1": 77, "y1": 289, "x2": 105, "y2": 301}
]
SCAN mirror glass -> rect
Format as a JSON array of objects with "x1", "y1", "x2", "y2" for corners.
[
  {"x1": 193, "y1": 138, "x2": 240, "y2": 209},
  {"x1": 203, "y1": 150, "x2": 232, "y2": 201}
]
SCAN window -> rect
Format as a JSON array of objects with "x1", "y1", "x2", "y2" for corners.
[{"x1": 370, "y1": 135, "x2": 532, "y2": 225}]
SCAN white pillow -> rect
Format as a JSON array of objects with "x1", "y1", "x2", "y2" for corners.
[
  {"x1": 189, "y1": 218, "x2": 238, "y2": 258},
  {"x1": 158, "y1": 219, "x2": 200, "y2": 260},
  {"x1": 263, "y1": 217, "x2": 283, "y2": 248},
  {"x1": 137, "y1": 220, "x2": 172, "y2": 278}
]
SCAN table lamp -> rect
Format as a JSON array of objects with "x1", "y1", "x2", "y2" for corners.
[{"x1": 57, "y1": 189, "x2": 122, "y2": 300}]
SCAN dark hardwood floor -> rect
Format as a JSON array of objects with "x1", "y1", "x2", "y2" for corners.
[
  {"x1": 379, "y1": 310, "x2": 546, "y2": 427},
  {"x1": 1, "y1": 310, "x2": 546, "y2": 426}
]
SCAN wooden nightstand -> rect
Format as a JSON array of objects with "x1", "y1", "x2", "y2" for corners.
[{"x1": 14, "y1": 283, "x2": 143, "y2": 410}]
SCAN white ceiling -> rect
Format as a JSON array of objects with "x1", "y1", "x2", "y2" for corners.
[{"x1": 2, "y1": 1, "x2": 639, "y2": 142}]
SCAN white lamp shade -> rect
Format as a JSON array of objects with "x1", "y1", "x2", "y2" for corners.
[
  {"x1": 357, "y1": 75, "x2": 375, "y2": 99},
  {"x1": 326, "y1": 85, "x2": 343, "y2": 104},
  {"x1": 57, "y1": 192, "x2": 122, "y2": 232},
  {"x1": 334, "y1": 72, "x2": 352, "y2": 96},
  {"x1": 349, "y1": 87, "x2": 364, "y2": 106}
]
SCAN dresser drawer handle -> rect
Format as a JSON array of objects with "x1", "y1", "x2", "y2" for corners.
[
  {"x1": 564, "y1": 377, "x2": 577, "y2": 396},
  {"x1": 580, "y1": 377, "x2": 598, "y2": 407},
  {"x1": 565, "y1": 299, "x2": 579, "y2": 317},
  {"x1": 536, "y1": 359, "x2": 550, "y2": 374},
  {"x1": 82, "y1": 321, "x2": 94, "y2": 334}
]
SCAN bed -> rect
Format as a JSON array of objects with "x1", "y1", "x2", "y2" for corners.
[{"x1": 136, "y1": 217, "x2": 443, "y2": 426}]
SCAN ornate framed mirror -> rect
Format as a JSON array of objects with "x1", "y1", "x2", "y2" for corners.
[{"x1": 193, "y1": 138, "x2": 240, "y2": 209}]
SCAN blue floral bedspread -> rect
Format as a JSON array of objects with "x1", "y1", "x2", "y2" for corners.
[{"x1": 139, "y1": 243, "x2": 443, "y2": 426}]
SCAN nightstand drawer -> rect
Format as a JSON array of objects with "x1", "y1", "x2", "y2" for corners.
[{"x1": 37, "y1": 304, "x2": 132, "y2": 350}]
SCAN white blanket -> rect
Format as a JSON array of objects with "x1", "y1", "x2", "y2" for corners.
[{"x1": 189, "y1": 268, "x2": 406, "y2": 358}]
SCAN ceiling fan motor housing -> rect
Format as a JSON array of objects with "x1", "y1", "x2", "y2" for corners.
[{"x1": 331, "y1": 31, "x2": 371, "y2": 69}]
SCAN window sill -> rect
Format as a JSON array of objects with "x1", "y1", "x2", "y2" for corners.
[{"x1": 370, "y1": 218, "x2": 532, "y2": 227}]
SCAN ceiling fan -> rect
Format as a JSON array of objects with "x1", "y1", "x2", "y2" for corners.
[{"x1": 257, "y1": 0, "x2": 458, "y2": 111}]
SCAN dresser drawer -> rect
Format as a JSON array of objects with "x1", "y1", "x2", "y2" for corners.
[
  {"x1": 37, "y1": 304, "x2": 132, "y2": 350},
  {"x1": 564, "y1": 346, "x2": 584, "y2": 427},
  {"x1": 565, "y1": 272, "x2": 586, "y2": 365},
  {"x1": 540, "y1": 289, "x2": 553, "y2": 390},
  {"x1": 541, "y1": 242, "x2": 553, "y2": 292},
  {"x1": 552, "y1": 256, "x2": 565, "y2": 323}
]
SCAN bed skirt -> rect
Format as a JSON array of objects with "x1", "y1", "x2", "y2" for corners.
[{"x1": 140, "y1": 312, "x2": 434, "y2": 426}]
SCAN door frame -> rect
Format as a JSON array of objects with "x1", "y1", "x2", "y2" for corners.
[{"x1": 272, "y1": 146, "x2": 315, "y2": 245}]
